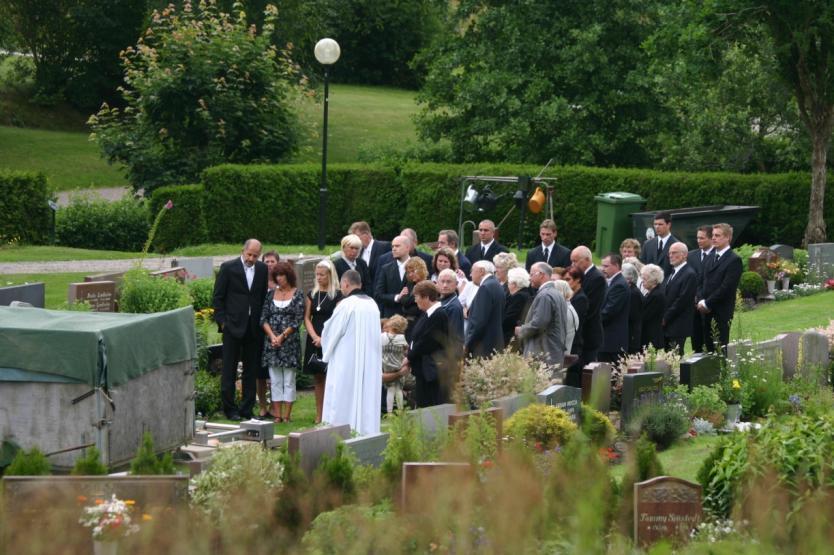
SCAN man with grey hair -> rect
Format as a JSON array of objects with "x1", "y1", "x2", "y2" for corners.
[
  {"x1": 663, "y1": 241, "x2": 697, "y2": 355},
  {"x1": 212, "y1": 238, "x2": 269, "y2": 420},
  {"x1": 569, "y1": 245, "x2": 605, "y2": 368},
  {"x1": 515, "y1": 262, "x2": 568, "y2": 368},
  {"x1": 437, "y1": 268, "x2": 464, "y2": 344},
  {"x1": 465, "y1": 260, "x2": 505, "y2": 357}
]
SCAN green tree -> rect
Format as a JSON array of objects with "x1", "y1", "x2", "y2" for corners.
[
  {"x1": 414, "y1": 0, "x2": 667, "y2": 166},
  {"x1": 90, "y1": 1, "x2": 306, "y2": 193}
]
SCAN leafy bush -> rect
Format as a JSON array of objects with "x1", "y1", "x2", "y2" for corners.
[
  {"x1": 313, "y1": 443, "x2": 357, "y2": 505},
  {"x1": 459, "y1": 349, "x2": 554, "y2": 408},
  {"x1": 129, "y1": 432, "x2": 175, "y2": 475},
  {"x1": 188, "y1": 278, "x2": 215, "y2": 311},
  {"x1": 581, "y1": 404, "x2": 617, "y2": 447},
  {"x1": 194, "y1": 369, "x2": 222, "y2": 418},
  {"x1": 448, "y1": 409, "x2": 499, "y2": 464},
  {"x1": 149, "y1": 185, "x2": 208, "y2": 251},
  {"x1": 630, "y1": 402, "x2": 689, "y2": 450},
  {"x1": 119, "y1": 269, "x2": 192, "y2": 313},
  {"x1": 736, "y1": 360, "x2": 784, "y2": 419},
  {"x1": 738, "y1": 271, "x2": 765, "y2": 298},
  {"x1": 4, "y1": 447, "x2": 51, "y2": 476},
  {"x1": 0, "y1": 170, "x2": 50, "y2": 244},
  {"x1": 380, "y1": 409, "x2": 441, "y2": 483},
  {"x1": 506, "y1": 404, "x2": 577, "y2": 450},
  {"x1": 190, "y1": 443, "x2": 283, "y2": 523},
  {"x1": 618, "y1": 434, "x2": 665, "y2": 534},
  {"x1": 300, "y1": 503, "x2": 396, "y2": 555},
  {"x1": 688, "y1": 385, "x2": 728, "y2": 428},
  {"x1": 71, "y1": 447, "x2": 108, "y2": 475},
  {"x1": 56, "y1": 195, "x2": 149, "y2": 251}
]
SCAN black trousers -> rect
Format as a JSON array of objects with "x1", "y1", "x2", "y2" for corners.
[
  {"x1": 221, "y1": 323, "x2": 261, "y2": 418},
  {"x1": 703, "y1": 313, "x2": 731, "y2": 356},
  {"x1": 691, "y1": 311, "x2": 705, "y2": 352},
  {"x1": 664, "y1": 336, "x2": 686, "y2": 357}
]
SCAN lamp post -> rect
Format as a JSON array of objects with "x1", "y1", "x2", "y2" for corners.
[{"x1": 314, "y1": 38, "x2": 341, "y2": 251}]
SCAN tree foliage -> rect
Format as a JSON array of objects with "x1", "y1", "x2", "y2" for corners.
[
  {"x1": 89, "y1": 1, "x2": 307, "y2": 193},
  {"x1": 414, "y1": 0, "x2": 667, "y2": 166}
]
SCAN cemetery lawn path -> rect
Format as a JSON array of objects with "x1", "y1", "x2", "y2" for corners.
[
  {"x1": 609, "y1": 435, "x2": 721, "y2": 485},
  {"x1": 732, "y1": 291, "x2": 834, "y2": 341}
]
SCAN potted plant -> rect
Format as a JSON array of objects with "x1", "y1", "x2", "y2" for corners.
[
  {"x1": 79, "y1": 494, "x2": 141, "y2": 555},
  {"x1": 778, "y1": 260, "x2": 798, "y2": 290},
  {"x1": 720, "y1": 374, "x2": 743, "y2": 428},
  {"x1": 763, "y1": 261, "x2": 780, "y2": 295}
]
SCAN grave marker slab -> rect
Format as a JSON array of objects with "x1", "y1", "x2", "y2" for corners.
[
  {"x1": 800, "y1": 330, "x2": 830, "y2": 383},
  {"x1": 491, "y1": 393, "x2": 533, "y2": 419},
  {"x1": 753, "y1": 338, "x2": 783, "y2": 369},
  {"x1": 0, "y1": 282, "x2": 45, "y2": 308},
  {"x1": 344, "y1": 432, "x2": 389, "y2": 467},
  {"x1": 287, "y1": 424, "x2": 351, "y2": 475},
  {"x1": 401, "y1": 462, "x2": 473, "y2": 513},
  {"x1": 634, "y1": 476, "x2": 702, "y2": 547},
  {"x1": 68, "y1": 281, "x2": 116, "y2": 312},
  {"x1": 725, "y1": 339, "x2": 753, "y2": 367},
  {"x1": 621, "y1": 372, "x2": 664, "y2": 429},
  {"x1": 537, "y1": 385, "x2": 582, "y2": 422},
  {"x1": 581, "y1": 362, "x2": 612, "y2": 413},
  {"x1": 808, "y1": 243, "x2": 834, "y2": 279},
  {"x1": 150, "y1": 266, "x2": 187, "y2": 282},
  {"x1": 293, "y1": 256, "x2": 326, "y2": 295},
  {"x1": 769, "y1": 244, "x2": 794, "y2": 261},
  {"x1": 172, "y1": 257, "x2": 214, "y2": 279},
  {"x1": 679, "y1": 353, "x2": 721, "y2": 390},
  {"x1": 410, "y1": 403, "x2": 457, "y2": 440},
  {"x1": 775, "y1": 332, "x2": 801, "y2": 380}
]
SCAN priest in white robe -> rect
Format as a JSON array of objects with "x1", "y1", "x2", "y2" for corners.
[{"x1": 321, "y1": 269, "x2": 382, "y2": 436}]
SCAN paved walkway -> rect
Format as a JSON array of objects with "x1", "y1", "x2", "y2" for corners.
[
  {"x1": 0, "y1": 256, "x2": 231, "y2": 275},
  {"x1": 55, "y1": 186, "x2": 133, "y2": 207}
]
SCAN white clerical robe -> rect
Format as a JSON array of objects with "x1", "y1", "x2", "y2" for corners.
[{"x1": 321, "y1": 292, "x2": 382, "y2": 436}]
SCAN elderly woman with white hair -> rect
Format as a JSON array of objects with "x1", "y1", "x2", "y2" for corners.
[
  {"x1": 492, "y1": 251, "x2": 520, "y2": 296},
  {"x1": 551, "y1": 279, "x2": 579, "y2": 353},
  {"x1": 622, "y1": 263, "x2": 643, "y2": 354},
  {"x1": 503, "y1": 266, "x2": 532, "y2": 349},
  {"x1": 640, "y1": 263, "x2": 666, "y2": 350}
]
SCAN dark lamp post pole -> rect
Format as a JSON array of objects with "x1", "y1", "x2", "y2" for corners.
[{"x1": 314, "y1": 38, "x2": 340, "y2": 251}]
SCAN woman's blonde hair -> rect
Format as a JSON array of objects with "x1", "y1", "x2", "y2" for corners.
[
  {"x1": 312, "y1": 258, "x2": 339, "y2": 298},
  {"x1": 405, "y1": 257, "x2": 428, "y2": 282},
  {"x1": 382, "y1": 314, "x2": 408, "y2": 335}
]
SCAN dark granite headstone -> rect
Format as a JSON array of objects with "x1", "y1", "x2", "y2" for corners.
[
  {"x1": 172, "y1": 257, "x2": 214, "y2": 279},
  {"x1": 293, "y1": 256, "x2": 326, "y2": 295},
  {"x1": 0, "y1": 282, "x2": 45, "y2": 308},
  {"x1": 581, "y1": 362, "x2": 612, "y2": 413},
  {"x1": 769, "y1": 244, "x2": 794, "y2": 261},
  {"x1": 634, "y1": 476, "x2": 702, "y2": 547},
  {"x1": 679, "y1": 353, "x2": 721, "y2": 390},
  {"x1": 537, "y1": 385, "x2": 582, "y2": 423},
  {"x1": 67, "y1": 281, "x2": 116, "y2": 312},
  {"x1": 621, "y1": 372, "x2": 664, "y2": 430},
  {"x1": 287, "y1": 424, "x2": 351, "y2": 475}
]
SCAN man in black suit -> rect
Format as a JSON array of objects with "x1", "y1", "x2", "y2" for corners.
[
  {"x1": 640, "y1": 211, "x2": 678, "y2": 278},
  {"x1": 404, "y1": 280, "x2": 451, "y2": 407},
  {"x1": 599, "y1": 253, "x2": 630, "y2": 362},
  {"x1": 525, "y1": 218, "x2": 571, "y2": 271},
  {"x1": 688, "y1": 225, "x2": 713, "y2": 352},
  {"x1": 570, "y1": 246, "x2": 605, "y2": 366},
  {"x1": 698, "y1": 223, "x2": 743, "y2": 354},
  {"x1": 663, "y1": 242, "x2": 697, "y2": 355},
  {"x1": 334, "y1": 234, "x2": 373, "y2": 296},
  {"x1": 465, "y1": 219, "x2": 508, "y2": 264},
  {"x1": 374, "y1": 235, "x2": 411, "y2": 317},
  {"x1": 376, "y1": 228, "x2": 433, "y2": 270},
  {"x1": 464, "y1": 260, "x2": 505, "y2": 358},
  {"x1": 350, "y1": 220, "x2": 391, "y2": 283},
  {"x1": 212, "y1": 239, "x2": 269, "y2": 420},
  {"x1": 437, "y1": 229, "x2": 472, "y2": 278}
]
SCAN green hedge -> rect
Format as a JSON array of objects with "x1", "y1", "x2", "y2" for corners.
[
  {"x1": 0, "y1": 170, "x2": 51, "y2": 244},
  {"x1": 56, "y1": 196, "x2": 149, "y2": 251},
  {"x1": 149, "y1": 184, "x2": 208, "y2": 251},
  {"x1": 154, "y1": 163, "x2": 834, "y2": 250}
]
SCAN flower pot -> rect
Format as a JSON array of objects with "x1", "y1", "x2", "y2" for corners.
[
  {"x1": 725, "y1": 403, "x2": 742, "y2": 427},
  {"x1": 93, "y1": 540, "x2": 118, "y2": 555},
  {"x1": 781, "y1": 277, "x2": 790, "y2": 290},
  {"x1": 766, "y1": 280, "x2": 776, "y2": 295}
]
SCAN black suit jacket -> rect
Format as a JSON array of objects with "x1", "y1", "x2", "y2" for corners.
[
  {"x1": 457, "y1": 252, "x2": 473, "y2": 278},
  {"x1": 376, "y1": 249, "x2": 433, "y2": 273},
  {"x1": 465, "y1": 241, "x2": 508, "y2": 265},
  {"x1": 688, "y1": 248, "x2": 713, "y2": 300},
  {"x1": 569, "y1": 289, "x2": 589, "y2": 355},
  {"x1": 663, "y1": 263, "x2": 697, "y2": 338},
  {"x1": 212, "y1": 258, "x2": 268, "y2": 338},
  {"x1": 374, "y1": 260, "x2": 406, "y2": 318},
  {"x1": 640, "y1": 234, "x2": 679, "y2": 277},
  {"x1": 601, "y1": 273, "x2": 630, "y2": 353},
  {"x1": 465, "y1": 275, "x2": 505, "y2": 357},
  {"x1": 407, "y1": 308, "x2": 450, "y2": 383},
  {"x1": 627, "y1": 283, "x2": 643, "y2": 354},
  {"x1": 581, "y1": 265, "x2": 606, "y2": 352},
  {"x1": 361, "y1": 239, "x2": 391, "y2": 282},
  {"x1": 334, "y1": 257, "x2": 373, "y2": 296},
  {"x1": 702, "y1": 249, "x2": 743, "y2": 321},
  {"x1": 641, "y1": 286, "x2": 665, "y2": 349},
  {"x1": 525, "y1": 242, "x2": 571, "y2": 271},
  {"x1": 503, "y1": 288, "x2": 532, "y2": 347}
]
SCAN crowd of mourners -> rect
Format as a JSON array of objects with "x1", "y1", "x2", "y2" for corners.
[{"x1": 211, "y1": 212, "x2": 743, "y2": 436}]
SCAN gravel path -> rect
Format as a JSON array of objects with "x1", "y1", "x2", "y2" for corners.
[
  {"x1": 55, "y1": 187, "x2": 133, "y2": 207},
  {"x1": 0, "y1": 256, "x2": 232, "y2": 275}
]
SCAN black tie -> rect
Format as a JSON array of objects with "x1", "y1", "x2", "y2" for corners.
[
  {"x1": 657, "y1": 239, "x2": 663, "y2": 256},
  {"x1": 481, "y1": 246, "x2": 487, "y2": 258},
  {"x1": 543, "y1": 247, "x2": 549, "y2": 262},
  {"x1": 714, "y1": 252, "x2": 720, "y2": 264},
  {"x1": 700, "y1": 251, "x2": 705, "y2": 263}
]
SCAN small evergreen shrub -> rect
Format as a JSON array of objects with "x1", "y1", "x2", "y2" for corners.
[
  {"x1": 738, "y1": 271, "x2": 765, "y2": 298},
  {"x1": 313, "y1": 443, "x2": 357, "y2": 506},
  {"x1": 188, "y1": 278, "x2": 214, "y2": 311},
  {"x1": 56, "y1": 195, "x2": 149, "y2": 251},
  {"x1": 194, "y1": 369, "x2": 222, "y2": 418},
  {"x1": 130, "y1": 432, "x2": 175, "y2": 475},
  {"x1": 688, "y1": 385, "x2": 727, "y2": 428},
  {"x1": 4, "y1": 447, "x2": 51, "y2": 476},
  {"x1": 380, "y1": 409, "x2": 440, "y2": 484},
  {"x1": 0, "y1": 170, "x2": 50, "y2": 244},
  {"x1": 71, "y1": 447, "x2": 108, "y2": 475},
  {"x1": 119, "y1": 268, "x2": 192, "y2": 313},
  {"x1": 506, "y1": 404, "x2": 577, "y2": 450},
  {"x1": 630, "y1": 402, "x2": 689, "y2": 450},
  {"x1": 581, "y1": 404, "x2": 617, "y2": 447}
]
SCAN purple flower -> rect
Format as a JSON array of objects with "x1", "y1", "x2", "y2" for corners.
[
  {"x1": 788, "y1": 394, "x2": 802, "y2": 407},
  {"x1": 164, "y1": 199, "x2": 173, "y2": 209}
]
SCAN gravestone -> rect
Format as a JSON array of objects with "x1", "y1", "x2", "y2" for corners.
[
  {"x1": 634, "y1": 476, "x2": 702, "y2": 547},
  {"x1": 150, "y1": 266, "x2": 187, "y2": 282},
  {"x1": 287, "y1": 424, "x2": 351, "y2": 475},
  {"x1": 644, "y1": 359, "x2": 671, "y2": 377},
  {"x1": 800, "y1": 330, "x2": 831, "y2": 383},
  {"x1": 679, "y1": 353, "x2": 721, "y2": 390},
  {"x1": 67, "y1": 281, "x2": 116, "y2": 312},
  {"x1": 293, "y1": 256, "x2": 326, "y2": 295},
  {"x1": 581, "y1": 362, "x2": 612, "y2": 413},
  {"x1": 410, "y1": 403, "x2": 457, "y2": 440},
  {"x1": 537, "y1": 385, "x2": 582, "y2": 423},
  {"x1": 401, "y1": 462, "x2": 473, "y2": 513},
  {"x1": 621, "y1": 372, "x2": 664, "y2": 430},
  {"x1": 753, "y1": 338, "x2": 783, "y2": 369},
  {"x1": 0, "y1": 283, "x2": 45, "y2": 308},
  {"x1": 448, "y1": 407, "x2": 504, "y2": 448},
  {"x1": 808, "y1": 243, "x2": 834, "y2": 279},
  {"x1": 748, "y1": 248, "x2": 779, "y2": 276},
  {"x1": 774, "y1": 332, "x2": 801, "y2": 380},
  {"x1": 85, "y1": 271, "x2": 126, "y2": 284},
  {"x1": 769, "y1": 244, "x2": 794, "y2": 261},
  {"x1": 491, "y1": 393, "x2": 533, "y2": 419},
  {"x1": 172, "y1": 257, "x2": 214, "y2": 279},
  {"x1": 725, "y1": 339, "x2": 753, "y2": 368},
  {"x1": 343, "y1": 432, "x2": 389, "y2": 467}
]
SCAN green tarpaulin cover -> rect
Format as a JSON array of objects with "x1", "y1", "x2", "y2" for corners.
[{"x1": 0, "y1": 306, "x2": 196, "y2": 387}]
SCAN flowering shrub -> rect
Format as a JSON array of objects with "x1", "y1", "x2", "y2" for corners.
[
  {"x1": 79, "y1": 495, "x2": 140, "y2": 541},
  {"x1": 692, "y1": 417, "x2": 717, "y2": 436},
  {"x1": 505, "y1": 404, "x2": 577, "y2": 450},
  {"x1": 458, "y1": 349, "x2": 554, "y2": 408},
  {"x1": 690, "y1": 518, "x2": 748, "y2": 543}
]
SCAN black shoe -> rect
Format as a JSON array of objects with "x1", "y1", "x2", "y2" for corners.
[
  {"x1": 226, "y1": 412, "x2": 242, "y2": 421},
  {"x1": 256, "y1": 412, "x2": 274, "y2": 421},
  {"x1": 240, "y1": 413, "x2": 254, "y2": 421}
]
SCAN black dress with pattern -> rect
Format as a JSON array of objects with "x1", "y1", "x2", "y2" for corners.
[{"x1": 303, "y1": 290, "x2": 342, "y2": 374}]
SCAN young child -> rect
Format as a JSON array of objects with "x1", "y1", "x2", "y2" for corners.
[{"x1": 381, "y1": 315, "x2": 409, "y2": 413}]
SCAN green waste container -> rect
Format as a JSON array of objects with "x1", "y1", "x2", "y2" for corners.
[{"x1": 594, "y1": 192, "x2": 646, "y2": 259}]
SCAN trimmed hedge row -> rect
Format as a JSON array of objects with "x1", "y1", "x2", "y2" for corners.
[
  {"x1": 149, "y1": 184, "x2": 209, "y2": 251},
  {"x1": 154, "y1": 163, "x2": 834, "y2": 250},
  {"x1": 0, "y1": 170, "x2": 51, "y2": 244}
]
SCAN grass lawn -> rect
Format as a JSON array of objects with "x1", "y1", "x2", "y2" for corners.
[
  {"x1": 210, "y1": 390, "x2": 317, "y2": 435},
  {"x1": 0, "y1": 245, "x2": 144, "y2": 263},
  {"x1": 609, "y1": 434, "x2": 722, "y2": 484},
  {"x1": 732, "y1": 292, "x2": 834, "y2": 340},
  {"x1": 1, "y1": 272, "x2": 89, "y2": 308}
]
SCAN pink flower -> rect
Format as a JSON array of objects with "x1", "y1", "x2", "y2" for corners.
[{"x1": 164, "y1": 199, "x2": 173, "y2": 209}]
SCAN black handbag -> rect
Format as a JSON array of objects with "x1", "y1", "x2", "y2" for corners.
[{"x1": 307, "y1": 353, "x2": 328, "y2": 373}]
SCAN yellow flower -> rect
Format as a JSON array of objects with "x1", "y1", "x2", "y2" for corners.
[
  {"x1": 732, "y1": 379, "x2": 741, "y2": 389},
  {"x1": 142, "y1": 514, "x2": 153, "y2": 521},
  {"x1": 125, "y1": 500, "x2": 136, "y2": 506}
]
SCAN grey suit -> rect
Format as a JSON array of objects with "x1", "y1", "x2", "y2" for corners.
[{"x1": 518, "y1": 281, "x2": 568, "y2": 367}]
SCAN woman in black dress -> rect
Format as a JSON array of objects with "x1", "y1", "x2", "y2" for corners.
[
  {"x1": 564, "y1": 266, "x2": 588, "y2": 388},
  {"x1": 622, "y1": 262, "x2": 643, "y2": 355},
  {"x1": 399, "y1": 257, "x2": 428, "y2": 341},
  {"x1": 640, "y1": 264, "x2": 666, "y2": 350},
  {"x1": 257, "y1": 250, "x2": 280, "y2": 419},
  {"x1": 303, "y1": 258, "x2": 342, "y2": 424},
  {"x1": 503, "y1": 267, "x2": 532, "y2": 350}
]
